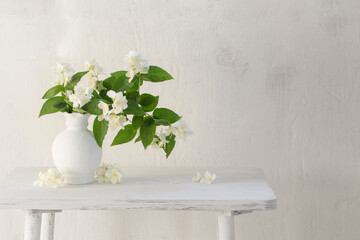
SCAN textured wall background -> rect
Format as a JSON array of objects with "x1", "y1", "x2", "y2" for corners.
[{"x1": 0, "y1": 0, "x2": 360, "y2": 239}]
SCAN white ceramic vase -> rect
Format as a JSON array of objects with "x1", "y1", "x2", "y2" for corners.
[{"x1": 52, "y1": 113, "x2": 102, "y2": 184}]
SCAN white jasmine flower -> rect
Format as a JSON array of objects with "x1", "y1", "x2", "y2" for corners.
[
  {"x1": 106, "y1": 114, "x2": 127, "y2": 131},
  {"x1": 68, "y1": 92, "x2": 91, "y2": 108},
  {"x1": 107, "y1": 90, "x2": 128, "y2": 114},
  {"x1": 107, "y1": 90, "x2": 117, "y2": 99},
  {"x1": 53, "y1": 62, "x2": 74, "y2": 85},
  {"x1": 94, "y1": 165, "x2": 107, "y2": 183},
  {"x1": 192, "y1": 171, "x2": 201, "y2": 182},
  {"x1": 33, "y1": 172, "x2": 47, "y2": 187},
  {"x1": 68, "y1": 83, "x2": 93, "y2": 108},
  {"x1": 87, "y1": 76, "x2": 98, "y2": 90},
  {"x1": 94, "y1": 163, "x2": 123, "y2": 184},
  {"x1": 173, "y1": 120, "x2": 193, "y2": 139},
  {"x1": 53, "y1": 62, "x2": 68, "y2": 74},
  {"x1": 164, "y1": 125, "x2": 180, "y2": 136},
  {"x1": 112, "y1": 97, "x2": 128, "y2": 114},
  {"x1": 68, "y1": 94, "x2": 81, "y2": 108},
  {"x1": 200, "y1": 171, "x2": 216, "y2": 184},
  {"x1": 85, "y1": 58, "x2": 104, "y2": 76},
  {"x1": 74, "y1": 82, "x2": 93, "y2": 96},
  {"x1": 63, "y1": 73, "x2": 73, "y2": 85},
  {"x1": 125, "y1": 51, "x2": 150, "y2": 76},
  {"x1": 126, "y1": 68, "x2": 136, "y2": 80},
  {"x1": 105, "y1": 168, "x2": 123, "y2": 184},
  {"x1": 33, "y1": 168, "x2": 65, "y2": 188},
  {"x1": 150, "y1": 138, "x2": 161, "y2": 149},
  {"x1": 158, "y1": 129, "x2": 168, "y2": 148},
  {"x1": 150, "y1": 130, "x2": 169, "y2": 149},
  {"x1": 98, "y1": 101, "x2": 109, "y2": 121},
  {"x1": 65, "y1": 90, "x2": 73, "y2": 97}
]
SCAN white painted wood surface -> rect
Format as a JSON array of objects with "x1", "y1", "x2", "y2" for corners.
[
  {"x1": 0, "y1": 168, "x2": 276, "y2": 240},
  {"x1": 40, "y1": 212, "x2": 56, "y2": 240},
  {"x1": 0, "y1": 168, "x2": 276, "y2": 212},
  {"x1": 218, "y1": 216, "x2": 235, "y2": 240},
  {"x1": 24, "y1": 210, "x2": 42, "y2": 240}
]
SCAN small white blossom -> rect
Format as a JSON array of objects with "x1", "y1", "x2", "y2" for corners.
[
  {"x1": 65, "y1": 90, "x2": 73, "y2": 97},
  {"x1": 150, "y1": 130, "x2": 169, "y2": 149},
  {"x1": 192, "y1": 171, "x2": 201, "y2": 182},
  {"x1": 174, "y1": 120, "x2": 193, "y2": 139},
  {"x1": 200, "y1": 171, "x2": 217, "y2": 184},
  {"x1": 87, "y1": 76, "x2": 98, "y2": 90},
  {"x1": 84, "y1": 59, "x2": 106, "y2": 89},
  {"x1": 126, "y1": 68, "x2": 136, "y2": 80},
  {"x1": 94, "y1": 163, "x2": 123, "y2": 184},
  {"x1": 98, "y1": 101, "x2": 109, "y2": 121},
  {"x1": 74, "y1": 82, "x2": 93, "y2": 96},
  {"x1": 94, "y1": 165, "x2": 106, "y2": 183},
  {"x1": 158, "y1": 129, "x2": 168, "y2": 147},
  {"x1": 125, "y1": 51, "x2": 149, "y2": 80},
  {"x1": 105, "y1": 168, "x2": 123, "y2": 184},
  {"x1": 164, "y1": 125, "x2": 179, "y2": 136},
  {"x1": 106, "y1": 114, "x2": 127, "y2": 131},
  {"x1": 68, "y1": 92, "x2": 91, "y2": 108},
  {"x1": 68, "y1": 94, "x2": 81, "y2": 108},
  {"x1": 107, "y1": 90, "x2": 128, "y2": 114},
  {"x1": 150, "y1": 138, "x2": 161, "y2": 149},
  {"x1": 165, "y1": 120, "x2": 193, "y2": 140},
  {"x1": 33, "y1": 168, "x2": 65, "y2": 188},
  {"x1": 68, "y1": 83, "x2": 93, "y2": 108},
  {"x1": 53, "y1": 62, "x2": 74, "y2": 85},
  {"x1": 85, "y1": 58, "x2": 104, "y2": 76}
]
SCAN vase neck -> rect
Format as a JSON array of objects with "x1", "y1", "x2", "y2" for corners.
[{"x1": 65, "y1": 113, "x2": 89, "y2": 130}]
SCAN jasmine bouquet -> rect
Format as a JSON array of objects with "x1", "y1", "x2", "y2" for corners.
[{"x1": 39, "y1": 51, "x2": 192, "y2": 158}]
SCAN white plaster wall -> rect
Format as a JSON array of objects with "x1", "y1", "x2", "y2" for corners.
[{"x1": 0, "y1": 0, "x2": 359, "y2": 239}]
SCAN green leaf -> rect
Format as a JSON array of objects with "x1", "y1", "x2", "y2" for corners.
[
  {"x1": 65, "y1": 71, "x2": 89, "y2": 90},
  {"x1": 141, "y1": 66, "x2": 173, "y2": 82},
  {"x1": 111, "y1": 124, "x2": 137, "y2": 146},
  {"x1": 73, "y1": 108, "x2": 87, "y2": 114},
  {"x1": 123, "y1": 100, "x2": 145, "y2": 116},
  {"x1": 54, "y1": 101, "x2": 67, "y2": 110},
  {"x1": 96, "y1": 81, "x2": 107, "y2": 91},
  {"x1": 112, "y1": 78, "x2": 133, "y2": 92},
  {"x1": 111, "y1": 71, "x2": 127, "y2": 79},
  {"x1": 42, "y1": 85, "x2": 65, "y2": 99},
  {"x1": 39, "y1": 96, "x2": 67, "y2": 117},
  {"x1": 125, "y1": 91, "x2": 140, "y2": 103},
  {"x1": 153, "y1": 108, "x2": 181, "y2": 124},
  {"x1": 135, "y1": 135, "x2": 141, "y2": 143},
  {"x1": 111, "y1": 71, "x2": 134, "y2": 92},
  {"x1": 126, "y1": 75, "x2": 140, "y2": 92},
  {"x1": 93, "y1": 116, "x2": 109, "y2": 147},
  {"x1": 132, "y1": 116, "x2": 143, "y2": 129},
  {"x1": 154, "y1": 119, "x2": 171, "y2": 126},
  {"x1": 91, "y1": 90, "x2": 101, "y2": 99},
  {"x1": 99, "y1": 90, "x2": 113, "y2": 102},
  {"x1": 164, "y1": 134, "x2": 176, "y2": 158},
  {"x1": 140, "y1": 117, "x2": 156, "y2": 149},
  {"x1": 103, "y1": 76, "x2": 115, "y2": 89},
  {"x1": 82, "y1": 99, "x2": 103, "y2": 115},
  {"x1": 139, "y1": 93, "x2": 159, "y2": 112}
]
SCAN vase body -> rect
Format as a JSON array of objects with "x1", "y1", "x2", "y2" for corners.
[{"x1": 52, "y1": 113, "x2": 102, "y2": 184}]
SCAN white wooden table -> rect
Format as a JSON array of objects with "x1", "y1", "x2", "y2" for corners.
[{"x1": 0, "y1": 167, "x2": 276, "y2": 240}]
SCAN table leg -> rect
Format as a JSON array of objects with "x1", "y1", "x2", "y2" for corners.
[
  {"x1": 217, "y1": 215, "x2": 235, "y2": 240},
  {"x1": 24, "y1": 210, "x2": 42, "y2": 240},
  {"x1": 41, "y1": 212, "x2": 56, "y2": 240}
]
